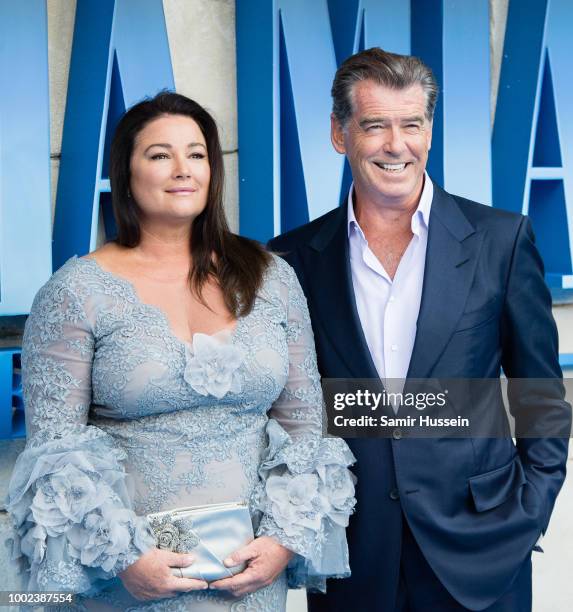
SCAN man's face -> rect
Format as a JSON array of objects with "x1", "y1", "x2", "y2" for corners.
[{"x1": 331, "y1": 80, "x2": 432, "y2": 210}]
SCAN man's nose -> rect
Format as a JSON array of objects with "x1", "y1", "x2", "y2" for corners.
[{"x1": 382, "y1": 126, "x2": 406, "y2": 155}]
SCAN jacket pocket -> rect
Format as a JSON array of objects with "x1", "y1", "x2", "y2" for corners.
[{"x1": 468, "y1": 455, "x2": 526, "y2": 512}]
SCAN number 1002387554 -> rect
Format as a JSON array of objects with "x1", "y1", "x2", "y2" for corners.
[{"x1": 0, "y1": 591, "x2": 76, "y2": 606}]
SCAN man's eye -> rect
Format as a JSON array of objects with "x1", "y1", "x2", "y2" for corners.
[
  {"x1": 366, "y1": 124, "x2": 383, "y2": 131},
  {"x1": 150, "y1": 153, "x2": 169, "y2": 160}
]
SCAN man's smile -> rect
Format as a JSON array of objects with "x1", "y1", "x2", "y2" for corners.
[{"x1": 373, "y1": 161, "x2": 411, "y2": 173}]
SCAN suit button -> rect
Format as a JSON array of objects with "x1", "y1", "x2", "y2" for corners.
[
  {"x1": 393, "y1": 428, "x2": 402, "y2": 440},
  {"x1": 389, "y1": 488, "x2": 400, "y2": 500}
]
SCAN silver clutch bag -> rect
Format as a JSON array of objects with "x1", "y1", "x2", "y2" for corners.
[{"x1": 147, "y1": 501, "x2": 254, "y2": 582}]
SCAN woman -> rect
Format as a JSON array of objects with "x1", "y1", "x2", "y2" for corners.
[{"x1": 7, "y1": 92, "x2": 356, "y2": 610}]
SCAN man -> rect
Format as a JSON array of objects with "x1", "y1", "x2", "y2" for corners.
[{"x1": 268, "y1": 48, "x2": 570, "y2": 611}]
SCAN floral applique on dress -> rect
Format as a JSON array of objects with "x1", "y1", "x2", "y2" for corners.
[{"x1": 183, "y1": 331, "x2": 244, "y2": 399}]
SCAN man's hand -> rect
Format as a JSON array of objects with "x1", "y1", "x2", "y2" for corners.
[
  {"x1": 119, "y1": 548, "x2": 208, "y2": 601},
  {"x1": 209, "y1": 536, "x2": 294, "y2": 597}
]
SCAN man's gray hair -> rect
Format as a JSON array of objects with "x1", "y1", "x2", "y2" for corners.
[{"x1": 331, "y1": 47, "x2": 439, "y2": 126}]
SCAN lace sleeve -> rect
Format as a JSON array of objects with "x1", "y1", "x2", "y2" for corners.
[
  {"x1": 254, "y1": 258, "x2": 356, "y2": 593},
  {"x1": 6, "y1": 267, "x2": 154, "y2": 594}
]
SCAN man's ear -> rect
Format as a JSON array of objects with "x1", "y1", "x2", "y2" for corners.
[{"x1": 330, "y1": 114, "x2": 346, "y2": 154}]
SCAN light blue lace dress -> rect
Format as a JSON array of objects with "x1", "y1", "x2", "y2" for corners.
[{"x1": 6, "y1": 254, "x2": 356, "y2": 611}]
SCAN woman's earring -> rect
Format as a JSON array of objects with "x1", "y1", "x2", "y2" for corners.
[{"x1": 127, "y1": 188, "x2": 132, "y2": 199}]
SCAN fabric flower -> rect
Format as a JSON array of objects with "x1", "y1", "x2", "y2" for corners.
[
  {"x1": 318, "y1": 464, "x2": 356, "y2": 526},
  {"x1": 256, "y1": 419, "x2": 357, "y2": 551},
  {"x1": 173, "y1": 517, "x2": 200, "y2": 551},
  {"x1": 183, "y1": 331, "x2": 244, "y2": 399},
  {"x1": 148, "y1": 514, "x2": 199, "y2": 553},
  {"x1": 19, "y1": 523, "x2": 47, "y2": 563},
  {"x1": 265, "y1": 473, "x2": 324, "y2": 536},
  {"x1": 30, "y1": 464, "x2": 101, "y2": 536},
  {"x1": 67, "y1": 506, "x2": 133, "y2": 572},
  {"x1": 156, "y1": 522, "x2": 180, "y2": 551}
]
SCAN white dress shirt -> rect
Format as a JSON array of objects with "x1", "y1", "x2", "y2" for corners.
[{"x1": 347, "y1": 174, "x2": 433, "y2": 383}]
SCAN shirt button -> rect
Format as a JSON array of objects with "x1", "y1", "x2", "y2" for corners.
[
  {"x1": 393, "y1": 428, "x2": 403, "y2": 440},
  {"x1": 391, "y1": 344, "x2": 398, "y2": 351},
  {"x1": 389, "y1": 488, "x2": 400, "y2": 500},
  {"x1": 389, "y1": 296, "x2": 395, "y2": 303}
]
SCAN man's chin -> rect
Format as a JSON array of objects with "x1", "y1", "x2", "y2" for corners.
[{"x1": 374, "y1": 183, "x2": 414, "y2": 201}]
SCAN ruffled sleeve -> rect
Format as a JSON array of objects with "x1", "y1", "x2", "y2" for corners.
[
  {"x1": 254, "y1": 258, "x2": 356, "y2": 593},
  {"x1": 5, "y1": 263, "x2": 155, "y2": 594}
]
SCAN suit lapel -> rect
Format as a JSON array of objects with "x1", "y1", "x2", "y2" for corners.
[
  {"x1": 305, "y1": 186, "x2": 483, "y2": 380},
  {"x1": 407, "y1": 185, "x2": 484, "y2": 378},
  {"x1": 308, "y1": 205, "x2": 379, "y2": 379}
]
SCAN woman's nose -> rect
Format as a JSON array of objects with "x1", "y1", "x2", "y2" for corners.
[{"x1": 172, "y1": 155, "x2": 191, "y2": 178}]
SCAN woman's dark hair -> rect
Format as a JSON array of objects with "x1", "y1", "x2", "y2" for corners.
[{"x1": 109, "y1": 91, "x2": 271, "y2": 317}]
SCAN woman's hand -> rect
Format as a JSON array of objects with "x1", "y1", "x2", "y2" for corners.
[
  {"x1": 119, "y1": 548, "x2": 208, "y2": 601},
  {"x1": 209, "y1": 536, "x2": 294, "y2": 597}
]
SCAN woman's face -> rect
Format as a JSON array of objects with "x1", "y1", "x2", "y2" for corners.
[{"x1": 129, "y1": 114, "x2": 210, "y2": 227}]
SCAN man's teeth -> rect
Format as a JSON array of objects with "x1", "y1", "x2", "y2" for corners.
[{"x1": 377, "y1": 162, "x2": 407, "y2": 172}]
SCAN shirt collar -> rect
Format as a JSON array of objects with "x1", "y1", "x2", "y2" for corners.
[{"x1": 347, "y1": 172, "x2": 434, "y2": 239}]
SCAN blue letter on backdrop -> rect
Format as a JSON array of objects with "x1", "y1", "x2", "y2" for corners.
[
  {"x1": 0, "y1": 1, "x2": 52, "y2": 315},
  {"x1": 52, "y1": 0, "x2": 174, "y2": 270},
  {"x1": 493, "y1": 0, "x2": 573, "y2": 291},
  {"x1": 412, "y1": 0, "x2": 491, "y2": 205}
]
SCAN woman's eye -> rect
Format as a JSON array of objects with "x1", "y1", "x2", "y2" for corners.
[
  {"x1": 190, "y1": 152, "x2": 206, "y2": 159},
  {"x1": 150, "y1": 153, "x2": 169, "y2": 160}
]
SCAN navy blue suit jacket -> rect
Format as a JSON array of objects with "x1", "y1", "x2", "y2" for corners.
[{"x1": 268, "y1": 183, "x2": 570, "y2": 611}]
